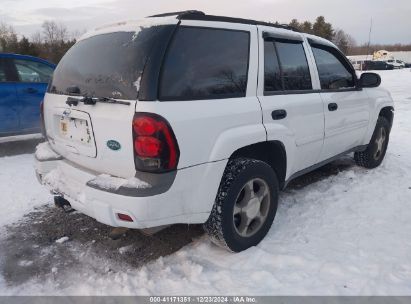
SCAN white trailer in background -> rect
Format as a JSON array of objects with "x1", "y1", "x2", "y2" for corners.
[
  {"x1": 389, "y1": 51, "x2": 411, "y2": 67},
  {"x1": 373, "y1": 50, "x2": 410, "y2": 68},
  {"x1": 348, "y1": 50, "x2": 411, "y2": 70}
]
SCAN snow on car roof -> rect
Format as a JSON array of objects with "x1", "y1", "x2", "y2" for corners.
[
  {"x1": 77, "y1": 17, "x2": 179, "y2": 42},
  {"x1": 304, "y1": 33, "x2": 337, "y2": 48}
]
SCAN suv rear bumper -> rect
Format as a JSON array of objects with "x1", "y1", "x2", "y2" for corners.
[{"x1": 35, "y1": 142, "x2": 227, "y2": 229}]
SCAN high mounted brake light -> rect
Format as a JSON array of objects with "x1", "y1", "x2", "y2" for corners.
[{"x1": 132, "y1": 113, "x2": 179, "y2": 173}]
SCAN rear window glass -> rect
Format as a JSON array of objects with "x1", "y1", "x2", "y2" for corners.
[
  {"x1": 48, "y1": 25, "x2": 175, "y2": 100},
  {"x1": 159, "y1": 27, "x2": 250, "y2": 101}
]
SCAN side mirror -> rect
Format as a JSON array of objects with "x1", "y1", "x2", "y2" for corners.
[{"x1": 360, "y1": 72, "x2": 381, "y2": 88}]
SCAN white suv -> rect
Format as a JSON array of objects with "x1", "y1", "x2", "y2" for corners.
[{"x1": 35, "y1": 11, "x2": 394, "y2": 252}]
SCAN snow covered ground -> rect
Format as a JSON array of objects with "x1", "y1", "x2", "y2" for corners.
[
  {"x1": 0, "y1": 69, "x2": 411, "y2": 295},
  {"x1": 0, "y1": 154, "x2": 49, "y2": 227}
]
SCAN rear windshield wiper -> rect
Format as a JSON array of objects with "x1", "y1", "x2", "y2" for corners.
[
  {"x1": 66, "y1": 96, "x2": 131, "y2": 106},
  {"x1": 97, "y1": 97, "x2": 131, "y2": 106}
]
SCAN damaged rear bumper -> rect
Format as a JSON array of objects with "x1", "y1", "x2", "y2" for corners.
[{"x1": 34, "y1": 142, "x2": 224, "y2": 229}]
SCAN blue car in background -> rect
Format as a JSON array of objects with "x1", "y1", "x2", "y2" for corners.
[{"x1": 0, "y1": 53, "x2": 55, "y2": 137}]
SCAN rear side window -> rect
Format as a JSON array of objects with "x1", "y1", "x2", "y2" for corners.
[
  {"x1": 311, "y1": 45, "x2": 355, "y2": 90},
  {"x1": 159, "y1": 27, "x2": 250, "y2": 101},
  {"x1": 264, "y1": 40, "x2": 312, "y2": 92},
  {"x1": 264, "y1": 42, "x2": 282, "y2": 91},
  {"x1": 14, "y1": 59, "x2": 54, "y2": 83}
]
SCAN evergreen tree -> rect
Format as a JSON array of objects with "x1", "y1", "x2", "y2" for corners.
[
  {"x1": 301, "y1": 21, "x2": 313, "y2": 34},
  {"x1": 312, "y1": 16, "x2": 334, "y2": 40},
  {"x1": 287, "y1": 16, "x2": 358, "y2": 54},
  {"x1": 289, "y1": 19, "x2": 301, "y2": 31},
  {"x1": 17, "y1": 36, "x2": 40, "y2": 57}
]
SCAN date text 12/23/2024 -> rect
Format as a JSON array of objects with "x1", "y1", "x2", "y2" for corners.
[{"x1": 150, "y1": 297, "x2": 257, "y2": 303}]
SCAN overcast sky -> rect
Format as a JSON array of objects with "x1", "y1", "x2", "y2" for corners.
[{"x1": 1, "y1": 0, "x2": 410, "y2": 44}]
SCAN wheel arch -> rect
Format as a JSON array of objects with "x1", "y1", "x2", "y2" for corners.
[
  {"x1": 363, "y1": 100, "x2": 394, "y2": 145},
  {"x1": 378, "y1": 106, "x2": 394, "y2": 130},
  {"x1": 229, "y1": 141, "x2": 287, "y2": 189}
]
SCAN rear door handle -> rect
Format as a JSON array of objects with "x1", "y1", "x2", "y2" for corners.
[
  {"x1": 328, "y1": 103, "x2": 338, "y2": 111},
  {"x1": 24, "y1": 87, "x2": 38, "y2": 94},
  {"x1": 271, "y1": 109, "x2": 287, "y2": 120}
]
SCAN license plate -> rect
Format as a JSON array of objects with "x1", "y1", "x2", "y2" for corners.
[{"x1": 59, "y1": 117, "x2": 92, "y2": 145}]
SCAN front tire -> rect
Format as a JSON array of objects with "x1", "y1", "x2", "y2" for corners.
[
  {"x1": 354, "y1": 116, "x2": 390, "y2": 169},
  {"x1": 204, "y1": 158, "x2": 279, "y2": 252}
]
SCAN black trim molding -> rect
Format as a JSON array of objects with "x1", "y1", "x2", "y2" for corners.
[
  {"x1": 283, "y1": 145, "x2": 368, "y2": 189},
  {"x1": 263, "y1": 31, "x2": 303, "y2": 42},
  {"x1": 87, "y1": 170, "x2": 177, "y2": 197},
  {"x1": 138, "y1": 24, "x2": 180, "y2": 101}
]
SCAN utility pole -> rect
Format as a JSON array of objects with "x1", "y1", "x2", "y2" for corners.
[{"x1": 366, "y1": 18, "x2": 373, "y2": 61}]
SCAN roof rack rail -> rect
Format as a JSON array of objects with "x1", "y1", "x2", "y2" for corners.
[
  {"x1": 148, "y1": 10, "x2": 205, "y2": 18},
  {"x1": 148, "y1": 11, "x2": 299, "y2": 32},
  {"x1": 180, "y1": 13, "x2": 299, "y2": 32}
]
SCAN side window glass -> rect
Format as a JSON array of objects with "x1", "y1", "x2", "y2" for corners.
[
  {"x1": 263, "y1": 39, "x2": 312, "y2": 92},
  {"x1": 311, "y1": 46, "x2": 355, "y2": 90},
  {"x1": 14, "y1": 59, "x2": 53, "y2": 83},
  {"x1": 264, "y1": 41, "x2": 282, "y2": 91},
  {"x1": 159, "y1": 27, "x2": 250, "y2": 101},
  {"x1": 275, "y1": 41, "x2": 312, "y2": 91},
  {"x1": 0, "y1": 59, "x2": 6, "y2": 82}
]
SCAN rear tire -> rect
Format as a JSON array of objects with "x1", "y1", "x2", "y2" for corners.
[
  {"x1": 354, "y1": 116, "x2": 390, "y2": 169},
  {"x1": 204, "y1": 158, "x2": 279, "y2": 252}
]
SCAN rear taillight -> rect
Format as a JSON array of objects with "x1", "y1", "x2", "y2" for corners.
[
  {"x1": 40, "y1": 100, "x2": 47, "y2": 137},
  {"x1": 132, "y1": 113, "x2": 179, "y2": 173}
]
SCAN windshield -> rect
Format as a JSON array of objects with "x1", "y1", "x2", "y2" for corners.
[{"x1": 48, "y1": 25, "x2": 176, "y2": 100}]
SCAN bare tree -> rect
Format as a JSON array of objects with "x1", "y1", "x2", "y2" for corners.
[
  {"x1": 333, "y1": 29, "x2": 356, "y2": 54},
  {"x1": 0, "y1": 20, "x2": 77, "y2": 62},
  {"x1": 0, "y1": 22, "x2": 18, "y2": 52},
  {"x1": 70, "y1": 28, "x2": 86, "y2": 40},
  {"x1": 346, "y1": 35, "x2": 357, "y2": 50},
  {"x1": 31, "y1": 31, "x2": 43, "y2": 45},
  {"x1": 38, "y1": 21, "x2": 76, "y2": 63},
  {"x1": 42, "y1": 21, "x2": 68, "y2": 44},
  {"x1": 0, "y1": 22, "x2": 15, "y2": 38}
]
